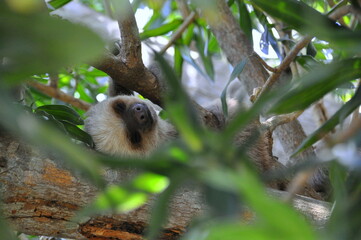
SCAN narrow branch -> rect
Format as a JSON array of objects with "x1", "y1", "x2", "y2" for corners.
[
  {"x1": 262, "y1": 111, "x2": 304, "y2": 132},
  {"x1": 256, "y1": 4, "x2": 352, "y2": 101},
  {"x1": 256, "y1": 35, "x2": 313, "y2": 100},
  {"x1": 113, "y1": 0, "x2": 143, "y2": 68},
  {"x1": 160, "y1": 11, "x2": 197, "y2": 55},
  {"x1": 252, "y1": 53, "x2": 277, "y2": 73},
  {"x1": 27, "y1": 81, "x2": 91, "y2": 111},
  {"x1": 49, "y1": 73, "x2": 59, "y2": 89}
]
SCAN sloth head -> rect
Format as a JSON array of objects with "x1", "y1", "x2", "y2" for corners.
[{"x1": 85, "y1": 95, "x2": 176, "y2": 157}]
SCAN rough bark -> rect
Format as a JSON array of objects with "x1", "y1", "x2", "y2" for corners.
[
  {"x1": 198, "y1": 0, "x2": 318, "y2": 166},
  {"x1": 0, "y1": 133, "x2": 331, "y2": 239}
]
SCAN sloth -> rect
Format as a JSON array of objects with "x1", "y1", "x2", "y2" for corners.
[
  {"x1": 84, "y1": 95, "x2": 326, "y2": 198},
  {"x1": 85, "y1": 95, "x2": 177, "y2": 157},
  {"x1": 85, "y1": 95, "x2": 276, "y2": 172}
]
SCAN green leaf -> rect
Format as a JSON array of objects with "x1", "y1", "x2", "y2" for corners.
[
  {"x1": 153, "y1": 51, "x2": 204, "y2": 152},
  {"x1": 35, "y1": 104, "x2": 84, "y2": 125},
  {"x1": 174, "y1": 46, "x2": 184, "y2": 78},
  {"x1": 140, "y1": 19, "x2": 183, "y2": 40},
  {"x1": 95, "y1": 185, "x2": 147, "y2": 212},
  {"x1": 179, "y1": 45, "x2": 213, "y2": 82},
  {"x1": 0, "y1": 90, "x2": 104, "y2": 187},
  {"x1": 194, "y1": 30, "x2": 215, "y2": 81},
  {"x1": 48, "y1": 0, "x2": 72, "y2": 9},
  {"x1": 269, "y1": 58, "x2": 361, "y2": 114},
  {"x1": 0, "y1": 10, "x2": 104, "y2": 82},
  {"x1": 202, "y1": 167, "x2": 316, "y2": 240},
  {"x1": 295, "y1": 55, "x2": 321, "y2": 71},
  {"x1": 145, "y1": 175, "x2": 182, "y2": 240},
  {"x1": 237, "y1": 0, "x2": 253, "y2": 44},
  {"x1": 293, "y1": 86, "x2": 361, "y2": 156},
  {"x1": 0, "y1": 214, "x2": 17, "y2": 240},
  {"x1": 60, "y1": 120, "x2": 95, "y2": 147},
  {"x1": 221, "y1": 59, "x2": 248, "y2": 117},
  {"x1": 249, "y1": 0, "x2": 361, "y2": 52},
  {"x1": 132, "y1": 173, "x2": 169, "y2": 193}
]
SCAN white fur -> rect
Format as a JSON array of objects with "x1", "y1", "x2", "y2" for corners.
[{"x1": 85, "y1": 96, "x2": 176, "y2": 157}]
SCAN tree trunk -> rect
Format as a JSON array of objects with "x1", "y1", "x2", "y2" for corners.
[{"x1": 0, "y1": 132, "x2": 331, "y2": 239}]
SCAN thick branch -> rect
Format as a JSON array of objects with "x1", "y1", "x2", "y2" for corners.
[
  {"x1": 27, "y1": 81, "x2": 91, "y2": 111},
  {"x1": 0, "y1": 134, "x2": 331, "y2": 239}
]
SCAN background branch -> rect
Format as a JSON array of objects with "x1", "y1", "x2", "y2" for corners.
[{"x1": 27, "y1": 81, "x2": 91, "y2": 111}]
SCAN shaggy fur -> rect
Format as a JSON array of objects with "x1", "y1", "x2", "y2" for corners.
[{"x1": 85, "y1": 96, "x2": 177, "y2": 157}]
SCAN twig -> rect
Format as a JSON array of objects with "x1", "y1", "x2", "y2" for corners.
[
  {"x1": 283, "y1": 169, "x2": 316, "y2": 203},
  {"x1": 112, "y1": 0, "x2": 143, "y2": 68},
  {"x1": 256, "y1": 5, "x2": 352, "y2": 101},
  {"x1": 49, "y1": 73, "x2": 59, "y2": 89},
  {"x1": 255, "y1": 35, "x2": 313, "y2": 100},
  {"x1": 262, "y1": 110, "x2": 304, "y2": 132},
  {"x1": 27, "y1": 81, "x2": 91, "y2": 111},
  {"x1": 159, "y1": 11, "x2": 197, "y2": 55},
  {"x1": 252, "y1": 53, "x2": 277, "y2": 73},
  {"x1": 327, "y1": 0, "x2": 347, "y2": 26}
]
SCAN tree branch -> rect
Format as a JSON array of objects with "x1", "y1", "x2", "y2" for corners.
[
  {"x1": 27, "y1": 81, "x2": 91, "y2": 111},
  {"x1": 0, "y1": 134, "x2": 331, "y2": 239},
  {"x1": 160, "y1": 11, "x2": 197, "y2": 55}
]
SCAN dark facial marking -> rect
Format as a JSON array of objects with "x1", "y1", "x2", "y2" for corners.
[{"x1": 112, "y1": 100, "x2": 126, "y2": 115}]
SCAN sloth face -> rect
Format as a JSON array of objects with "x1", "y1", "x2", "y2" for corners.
[
  {"x1": 85, "y1": 96, "x2": 176, "y2": 157},
  {"x1": 111, "y1": 97, "x2": 157, "y2": 146}
]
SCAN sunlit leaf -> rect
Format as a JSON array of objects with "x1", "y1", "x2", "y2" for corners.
[
  {"x1": 95, "y1": 185, "x2": 148, "y2": 212},
  {"x1": 145, "y1": 175, "x2": 182, "y2": 240},
  {"x1": 48, "y1": 0, "x2": 72, "y2": 9},
  {"x1": 132, "y1": 173, "x2": 169, "y2": 193},
  {"x1": 140, "y1": 19, "x2": 183, "y2": 40}
]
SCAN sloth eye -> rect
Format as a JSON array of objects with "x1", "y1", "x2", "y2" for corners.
[{"x1": 113, "y1": 102, "x2": 126, "y2": 113}]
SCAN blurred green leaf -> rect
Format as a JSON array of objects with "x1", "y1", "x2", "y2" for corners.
[
  {"x1": 202, "y1": 167, "x2": 316, "y2": 240},
  {"x1": 0, "y1": 90, "x2": 104, "y2": 187},
  {"x1": 48, "y1": 0, "x2": 72, "y2": 9},
  {"x1": 269, "y1": 58, "x2": 361, "y2": 114},
  {"x1": 237, "y1": 0, "x2": 253, "y2": 44},
  {"x1": 179, "y1": 45, "x2": 213, "y2": 82},
  {"x1": 95, "y1": 185, "x2": 147, "y2": 212},
  {"x1": 0, "y1": 214, "x2": 17, "y2": 240},
  {"x1": 140, "y1": 19, "x2": 183, "y2": 40},
  {"x1": 35, "y1": 104, "x2": 84, "y2": 125},
  {"x1": 221, "y1": 59, "x2": 248, "y2": 117},
  {"x1": 0, "y1": 9, "x2": 104, "y2": 82},
  {"x1": 249, "y1": 0, "x2": 361, "y2": 52},
  {"x1": 295, "y1": 55, "x2": 321, "y2": 71},
  {"x1": 194, "y1": 29, "x2": 215, "y2": 81},
  {"x1": 132, "y1": 173, "x2": 169, "y2": 193},
  {"x1": 146, "y1": 174, "x2": 182, "y2": 240},
  {"x1": 153, "y1": 51, "x2": 204, "y2": 152},
  {"x1": 293, "y1": 85, "x2": 361, "y2": 156},
  {"x1": 174, "y1": 46, "x2": 184, "y2": 78}
]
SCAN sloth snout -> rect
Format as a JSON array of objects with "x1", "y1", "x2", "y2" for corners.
[{"x1": 132, "y1": 103, "x2": 149, "y2": 124}]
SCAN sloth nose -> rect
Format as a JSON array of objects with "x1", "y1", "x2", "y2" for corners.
[{"x1": 131, "y1": 103, "x2": 148, "y2": 124}]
